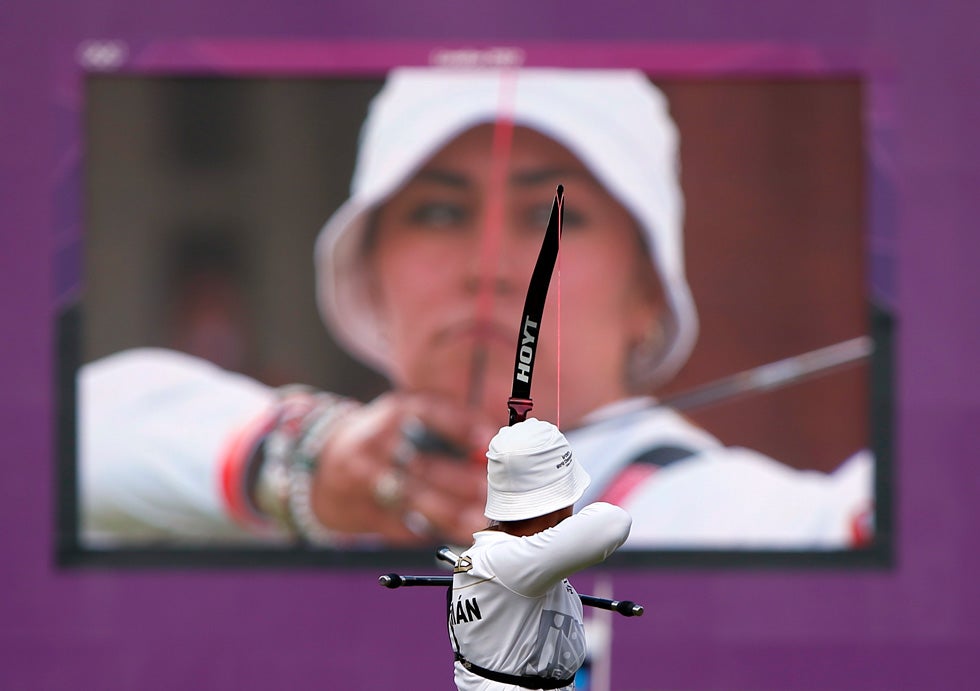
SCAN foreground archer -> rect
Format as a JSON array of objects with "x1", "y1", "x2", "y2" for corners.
[{"x1": 447, "y1": 419, "x2": 630, "y2": 690}]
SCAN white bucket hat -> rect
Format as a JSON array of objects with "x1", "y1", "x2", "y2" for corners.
[
  {"x1": 314, "y1": 67, "x2": 699, "y2": 387},
  {"x1": 484, "y1": 418, "x2": 591, "y2": 521}
]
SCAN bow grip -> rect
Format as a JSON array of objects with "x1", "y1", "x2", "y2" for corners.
[{"x1": 507, "y1": 398, "x2": 533, "y2": 426}]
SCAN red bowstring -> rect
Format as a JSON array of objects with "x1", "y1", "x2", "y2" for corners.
[
  {"x1": 469, "y1": 70, "x2": 562, "y2": 430},
  {"x1": 468, "y1": 70, "x2": 518, "y2": 412}
]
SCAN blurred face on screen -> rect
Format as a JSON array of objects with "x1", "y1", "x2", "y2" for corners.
[{"x1": 365, "y1": 124, "x2": 662, "y2": 426}]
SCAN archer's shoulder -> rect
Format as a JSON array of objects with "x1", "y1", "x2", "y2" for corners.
[
  {"x1": 574, "y1": 502, "x2": 633, "y2": 534},
  {"x1": 82, "y1": 347, "x2": 224, "y2": 382}
]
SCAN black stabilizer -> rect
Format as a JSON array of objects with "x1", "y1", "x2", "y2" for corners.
[
  {"x1": 381, "y1": 568, "x2": 645, "y2": 616},
  {"x1": 379, "y1": 574, "x2": 452, "y2": 588},
  {"x1": 578, "y1": 594, "x2": 644, "y2": 617},
  {"x1": 378, "y1": 573, "x2": 402, "y2": 588}
]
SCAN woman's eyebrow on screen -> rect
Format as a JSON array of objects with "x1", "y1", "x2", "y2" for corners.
[{"x1": 408, "y1": 167, "x2": 593, "y2": 190}]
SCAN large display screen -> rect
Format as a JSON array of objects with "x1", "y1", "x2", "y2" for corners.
[{"x1": 57, "y1": 42, "x2": 893, "y2": 567}]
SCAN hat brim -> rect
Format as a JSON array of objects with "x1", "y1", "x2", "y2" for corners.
[{"x1": 484, "y1": 460, "x2": 591, "y2": 522}]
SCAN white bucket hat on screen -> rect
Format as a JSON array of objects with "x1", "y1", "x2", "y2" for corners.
[
  {"x1": 314, "y1": 67, "x2": 699, "y2": 387},
  {"x1": 483, "y1": 418, "x2": 590, "y2": 521}
]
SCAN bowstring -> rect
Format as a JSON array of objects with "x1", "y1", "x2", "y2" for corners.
[
  {"x1": 556, "y1": 192, "x2": 562, "y2": 429},
  {"x1": 467, "y1": 70, "x2": 562, "y2": 430},
  {"x1": 467, "y1": 70, "x2": 518, "y2": 413}
]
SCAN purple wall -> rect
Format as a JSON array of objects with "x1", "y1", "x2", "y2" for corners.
[{"x1": 2, "y1": 1, "x2": 978, "y2": 689}]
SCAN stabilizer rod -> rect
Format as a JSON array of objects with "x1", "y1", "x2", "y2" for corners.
[{"x1": 378, "y1": 547, "x2": 644, "y2": 618}]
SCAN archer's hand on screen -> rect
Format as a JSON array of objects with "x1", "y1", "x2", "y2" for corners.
[{"x1": 309, "y1": 392, "x2": 495, "y2": 546}]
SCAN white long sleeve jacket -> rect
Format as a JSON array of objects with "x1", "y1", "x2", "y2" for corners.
[{"x1": 449, "y1": 503, "x2": 631, "y2": 690}]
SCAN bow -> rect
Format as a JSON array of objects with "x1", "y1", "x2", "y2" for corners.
[{"x1": 507, "y1": 184, "x2": 564, "y2": 426}]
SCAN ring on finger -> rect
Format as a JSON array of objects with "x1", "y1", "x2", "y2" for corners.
[
  {"x1": 373, "y1": 470, "x2": 405, "y2": 510},
  {"x1": 402, "y1": 509, "x2": 433, "y2": 537},
  {"x1": 391, "y1": 434, "x2": 418, "y2": 468}
]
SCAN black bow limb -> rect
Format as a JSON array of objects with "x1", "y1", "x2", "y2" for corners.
[{"x1": 507, "y1": 184, "x2": 564, "y2": 426}]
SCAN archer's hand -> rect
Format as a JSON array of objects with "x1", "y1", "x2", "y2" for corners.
[{"x1": 310, "y1": 392, "x2": 497, "y2": 546}]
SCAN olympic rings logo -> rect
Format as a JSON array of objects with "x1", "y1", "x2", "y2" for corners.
[{"x1": 76, "y1": 41, "x2": 129, "y2": 71}]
